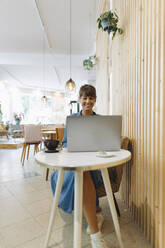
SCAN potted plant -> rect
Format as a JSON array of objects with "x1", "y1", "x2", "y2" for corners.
[
  {"x1": 97, "y1": 10, "x2": 123, "y2": 39},
  {"x1": 13, "y1": 112, "x2": 24, "y2": 126},
  {"x1": 83, "y1": 55, "x2": 97, "y2": 71}
]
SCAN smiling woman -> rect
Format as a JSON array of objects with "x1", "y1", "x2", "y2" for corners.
[
  {"x1": 51, "y1": 84, "x2": 112, "y2": 248},
  {"x1": 79, "y1": 84, "x2": 96, "y2": 116}
]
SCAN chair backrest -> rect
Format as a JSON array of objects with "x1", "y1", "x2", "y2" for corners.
[
  {"x1": 24, "y1": 124, "x2": 42, "y2": 143},
  {"x1": 56, "y1": 128, "x2": 64, "y2": 146}
]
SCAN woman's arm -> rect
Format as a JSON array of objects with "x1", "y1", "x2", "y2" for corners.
[{"x1": 62, "y1": 126, "x2": 67, "y2": 148}]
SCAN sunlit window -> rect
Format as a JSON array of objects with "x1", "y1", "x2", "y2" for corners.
[{"x1": 0, "y1": 84, "x2": 66, "y2": 124}]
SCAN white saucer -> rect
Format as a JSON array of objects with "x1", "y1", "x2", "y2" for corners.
[{"x1": 96, "y1": 151, "x2": 115, "y2": 158}]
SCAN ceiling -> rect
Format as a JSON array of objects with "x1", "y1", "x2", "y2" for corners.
[{"x1": 0, "y1": 0, "x2": 97, "y2": 93}]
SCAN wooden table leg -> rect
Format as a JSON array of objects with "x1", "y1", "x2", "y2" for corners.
[
  {"x1": 74, "y1": 169, "x2": 83, "y2": 248},
  {"x1": 46, "y1": 168, "x2": 49, "y2": 181},
  {"x1": 44, "y1": 168, "x2": 65, "y2": 248},
  {"x1": 101, "y1": 168, "x2": 124, "y2": 248}
]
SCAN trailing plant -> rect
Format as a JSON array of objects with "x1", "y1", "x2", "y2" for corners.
[
  {"x1": 83, "y1": 55, "x2": 97, "y2": 71},
  {"x1": 97, "y1": 10, "x2": 123, "y2": 39}
]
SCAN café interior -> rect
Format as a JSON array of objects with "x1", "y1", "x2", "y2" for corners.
[{"x1": 0, "y1": 0, "x2": 164, "y2": 248}]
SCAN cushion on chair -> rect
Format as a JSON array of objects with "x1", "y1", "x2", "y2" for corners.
[
  {"x1": 96, "y1": 136, "x2": 132, "y2": 197},
  {"x1": 24, "y1": 125, "x2": 42, "y2": 143}
]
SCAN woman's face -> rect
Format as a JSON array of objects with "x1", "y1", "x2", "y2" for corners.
[{"x1": 79, "y1": 94, "x2": 96, "y2": 113}]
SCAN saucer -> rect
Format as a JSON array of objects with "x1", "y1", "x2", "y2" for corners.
[
  {"x1": 44, "y1": 149, "x2": 59, "y2": 153},
  {"x1": 96, "y1": 151, "x2": 115, "y2": 158}
]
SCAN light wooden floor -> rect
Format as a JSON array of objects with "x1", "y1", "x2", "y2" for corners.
[{"x1": 0, "y1": 149, "x2": 151, "y2": 248}]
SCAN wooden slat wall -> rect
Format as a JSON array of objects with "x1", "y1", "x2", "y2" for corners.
[{"x1": 111, "y1": 0, "x2": 165, "y2": 247}]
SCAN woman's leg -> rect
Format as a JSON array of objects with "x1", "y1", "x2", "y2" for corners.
[{"x1": 83, "y1": 171, "x2": 99, "y2": 234}]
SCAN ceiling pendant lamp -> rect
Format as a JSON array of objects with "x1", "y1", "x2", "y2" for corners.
[
  {"x1": 66, "y1": 78, "x2": 76, "y2": 92},
  {"x1": 41, "y1": 95, "x2": 47, "y2": 103},
  {"x1": 65, "y1": 0, "x2": 76, "y2": 94}
]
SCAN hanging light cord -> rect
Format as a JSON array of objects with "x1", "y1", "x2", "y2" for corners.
[
  {"x1": 69, "y1": 0, "x2": 71, "y2": 79},
  {"x1": 43, "y1": 33, "x2": 46, "y2": 95}
]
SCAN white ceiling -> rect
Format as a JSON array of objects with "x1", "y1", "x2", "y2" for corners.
[{"x1": 0, "y1": 0, "x2": 97, "y2": 92}]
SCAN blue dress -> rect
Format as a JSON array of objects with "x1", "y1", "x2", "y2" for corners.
[{"x1": 51, "y1": 111, "x2": 103, "y2": 214}]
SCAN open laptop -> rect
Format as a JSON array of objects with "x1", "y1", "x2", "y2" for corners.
[{"x1": 67, "y1": 115, "x2": 122, "y2": 152}]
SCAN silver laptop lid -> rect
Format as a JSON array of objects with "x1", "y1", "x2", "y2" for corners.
[{"x1": 67, "y1": 115, "x2": 122, "y2": 152}]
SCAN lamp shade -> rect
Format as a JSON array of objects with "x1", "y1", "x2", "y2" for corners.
[
  {"x1": 65, "y1": 78, "x2": 76, "y2": 92},
  {"x1": 41, "y1": 95, "x2": 48, "y2": 102}
]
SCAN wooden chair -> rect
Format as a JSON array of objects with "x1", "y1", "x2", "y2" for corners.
[
  {"x1": 0, "y1": 123, "x2": 9, "y2": 139},
  {"x1": 21, "y1": 124, "x2": 42, "y2": 166},
  {"x1": 45, "y1": 127, "x2": 65, "y2": 180},
  {"x1": 56, "y1": 127, "x2": 65, "y2": 146},
  {"x1": 96, "y1": 136, "x2": 132, "y2": 217}
]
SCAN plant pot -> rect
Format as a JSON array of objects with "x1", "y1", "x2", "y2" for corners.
[
  {"x1": 15, "y1": 119, "x2": 21, "y2": 126},
  {"x1": 101, "y1": 19, "x2": 110, "y2": 30}
]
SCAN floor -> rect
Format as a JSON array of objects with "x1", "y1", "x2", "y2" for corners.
[{"x1": 0, "y1": 147, "x2": 151, "y2": 248}]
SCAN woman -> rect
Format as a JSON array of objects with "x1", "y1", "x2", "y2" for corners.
[{"x1": 51, "y1": 84, "x2": 111, "y2": 248}]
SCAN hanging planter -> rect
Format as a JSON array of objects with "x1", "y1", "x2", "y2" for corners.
[
  {"x1": 83, "y1": 55, "x2": 97, "y2": 71},
  {"x1": 97, "y1": 10, "x2": 123, "y2": 39}
]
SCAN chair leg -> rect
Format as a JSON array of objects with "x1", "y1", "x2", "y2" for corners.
[
  {"x1": 46, "y1": 168, "x2": 49, "y2": 181},
  {"x1": 113, "y1": 193, "x2": 121, "y2": 217},
  {"x1": 36, "y1": 144, "x2": 39, "y2": 152},
  {"x1": 27, "y1": 144, "x2": 30, "y2": 160},
  {"x1": 22, "y1": 144, "x2": 27, "y2": 166},
  {"x1": 21, "y1": 144, "x2": 25, "y2": 163},
  {"x1": 35, "y1": 144, "x2": 39, "y2": 153}
]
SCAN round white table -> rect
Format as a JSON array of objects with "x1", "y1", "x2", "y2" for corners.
[{"x1": 35, "y1": 149, "x2": 131, "y2": 248}]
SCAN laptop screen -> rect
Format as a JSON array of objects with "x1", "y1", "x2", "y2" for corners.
[{"x1": 67, "y1": 115, "x2": 122, "y2": 152}]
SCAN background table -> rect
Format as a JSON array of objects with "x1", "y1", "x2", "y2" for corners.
[
  {"x1": 35, "y1": 149, "x2": 131, "y2": 248},
  {"x1": 41, "y1": 130, "x2": 57, "y2": 140}
]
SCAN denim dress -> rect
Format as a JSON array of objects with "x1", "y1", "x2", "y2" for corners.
[{"x1": 50, "y1": 111, "x2": 103, "y2": 214}]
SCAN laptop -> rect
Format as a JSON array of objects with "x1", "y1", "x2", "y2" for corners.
[{"x1": 67, "y1": 115, "x2": 122, "y2": 152}]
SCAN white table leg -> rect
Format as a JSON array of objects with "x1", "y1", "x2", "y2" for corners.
[
  {"x1": 101, "y1": 168, "x2": 124, "y2": 248},
  {"x1": 74, "y1": 169, "x2": 83, "y2": 248},
  {"x1": 44, "y1": 168, "x2": 65, "y2": 248}
]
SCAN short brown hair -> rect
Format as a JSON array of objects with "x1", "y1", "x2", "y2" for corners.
[{"x1": 79, "y1": 84, "x2": 96, "y2": 98}]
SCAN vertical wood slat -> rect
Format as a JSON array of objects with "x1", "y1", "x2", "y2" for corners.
[
  {"x1": 159, "y1": 0, "x2": 165, "y2": 247},
  {"x1": 111, "y1": 0, "x2": 165, "y2": 247},
  {"x1": 143, "y1": 0, "x2": 148, "y2": 237}
]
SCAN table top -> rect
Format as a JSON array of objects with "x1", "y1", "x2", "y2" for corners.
[
  {"x1": 13, "y1": 130, "x2": 23, "y2": 133},
  {"x1": 0, "y1": 130, "x2": 9, "y2": 134},
  {"x1": 41, "y1": 130, "x2": 57, "y2": 134},
  {"x1": 35, "y1": 149, "x2": 131, "y2": 171}
]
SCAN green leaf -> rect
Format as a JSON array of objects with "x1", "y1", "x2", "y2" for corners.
[{"x1": 118, "y1": 28, "x2": 124, "y2": 34}]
